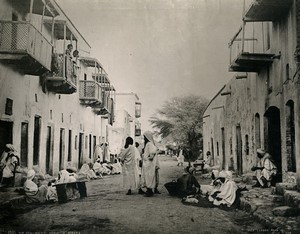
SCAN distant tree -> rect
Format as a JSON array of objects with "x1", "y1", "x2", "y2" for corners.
[{"x1": 150, "y1": 95, "x2": 208, "y2": 162}]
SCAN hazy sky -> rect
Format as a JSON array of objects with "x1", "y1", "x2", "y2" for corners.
[{"x1": 56, "y1": 0, "x2": 244, "y2": 131}]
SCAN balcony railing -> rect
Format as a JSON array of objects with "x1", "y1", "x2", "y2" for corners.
[
  {"x1": 0, "y1": 20, "x2": 52, "y2": 75},
  {"x1": 229, "y1": 22, "x2": 274, "y2": 72},
  {"x1": 93, "y1": 73, "x2": 109, "y2": 84},
  {"x1": 46, "y1": 53, "x2": 77, "y2": 94},
  {"x1": 79, "y1": 80, "x2": 102, "y2": 106},
  {"x1": 244, "y1": 0, "x2": 293, "y2": 22}
]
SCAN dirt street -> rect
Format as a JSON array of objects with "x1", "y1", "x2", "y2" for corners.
[{"x1": 0, "y1": 156, "x2": 266, "y2": 234}]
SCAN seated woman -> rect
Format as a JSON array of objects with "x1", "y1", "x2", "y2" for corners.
[
  {"x1": 79, "y1": 161, "x2": 98, "y2": 180},
  {"x1": 32, "y1": 165, "x2": 46, "y2": 186},
  {"x1": 57, "y1": 169, "x2": 77, "y2": 183},
  {"x1": 92, "y1": 158, "x2": 104, "y2": 177},
  {"x1": 24, "y1": 169, "x2": 48, "y2": 204},
  {"x1": 208, "y1": 171, "x2": 238, "y2": 208},
  {"x1": 111, "y1": 158, "x2": 122, "y2": 175},
  {"x1": 176, "y1": 166, "x2": 201, "y2": 198},
  {"x1": 102, "y1": 160, "x2": 113, "y2": 174}
]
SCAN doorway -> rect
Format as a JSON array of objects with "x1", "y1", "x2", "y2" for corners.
[
  {"x1": 78, "y1": 133, "x2": 84, "y2": 169},
  {"x1": 46, "y1": 126, "x2": 53, "y2": 174},
  {"x1": 0, "y1": 121, "x2": 13, "y2": 157},
  {"x1": 20, "y1": 122, "x2": 29, "y2": 167},
  {"x1": 221, "y1": 128, "x2": 226, "y2": 169},
  {"x1": 33, "y1": 116, "x2": 41, "y2": 165},
  {"x1": 59, "y1": 128, "x2": 65, "y2": 170},
  {"x1": 264, "y1": 106, "x2": 282, "y2": 182},
  {"x1": 236, "y1": 125, "x2": 243, "y2": 175},
  {"x1": 211, "y1": 138, "x2": 214, "y2": 166}
]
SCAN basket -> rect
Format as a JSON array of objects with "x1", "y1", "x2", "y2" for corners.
[{"x1": 164, "y1": 181, "x2": 178, "y2": 196}]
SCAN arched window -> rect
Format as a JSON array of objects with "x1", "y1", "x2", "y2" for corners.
[{"x1": 286, "y1": 100, "x2": 296, "y2": 172}]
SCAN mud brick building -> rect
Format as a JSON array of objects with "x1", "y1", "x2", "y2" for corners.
[
  {"x1": 0, "y1": 0, "x2": 117, "y2": 175},
  {"x1": 203, "y1": 0, "x2": 300, "y2": 189}
]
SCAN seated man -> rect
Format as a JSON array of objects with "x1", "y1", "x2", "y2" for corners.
[
  {"x1": 208, "y1": 170, "x2": 238, "y2": 208},
  {"x1": 93, "y1": 158, "x2": 104, "y2": 177},
  {"x1": 79, "y1": 161, "x2": 98, "y2": 180},
  {"x1": 252, "y1": 149, "x2": 277, "y2": 188},
  {"x1": 24, "y1": 169, "x2": 48, "y2": 204},
  {"x1": 176, "y1": 166, "x2": 201, "y2": 198}
]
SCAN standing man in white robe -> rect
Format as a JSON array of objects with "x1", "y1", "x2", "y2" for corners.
[
  {"x1": 119, "y1": 137, "x2": 137, "y2": 195},
  {"x1": 134, "y1": 142, "x2": 145, "y2": 194},
  {"x1": 142, "y1": 131, "x2": 159, "y2": 197}
]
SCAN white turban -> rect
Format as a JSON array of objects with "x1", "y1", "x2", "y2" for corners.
[
  {"x1": 257, "y1": 148, "x2": 265, "y2": 156},
  {"x1": 27, "y1": 169, "x2": 36, "y2": 180},
  {"x1": 144, "y1": 131, "x2": 155, "y2": 144},
  {"x1": 218, "y1": 170, "x2": 227, "y2": 178}
]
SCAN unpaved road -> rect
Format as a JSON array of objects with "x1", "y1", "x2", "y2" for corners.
[{"x1": 0, "y1": 156, "x2": 265, "y2": 233}]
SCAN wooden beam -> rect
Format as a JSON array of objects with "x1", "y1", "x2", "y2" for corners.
[
  {"x1": 212, "y1": 106, "x2": 224, "y2": 110},
  {"x1": 236, "y1": 73, "x2": 248, "y2": 79},
  {"x1": 43, "y1": 0, "x2": 58, "y2": 17},
  {"x1": 221, "y1": 92, "x2": 231, "y2": 96},
  {"x1": 202, "y1": 115, "x2": 210, "y2": 119}
]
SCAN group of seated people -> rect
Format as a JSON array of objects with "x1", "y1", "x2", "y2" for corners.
[
  {"x1": 79, "y1": 158, "x2": 122, "y2": 180},
  {"x1": 23, "y1": 158, "x2": 123, "y2": 204},
  {"x1": 166, "y1": 148, "x2": 277, "y2": 209},
  {"x1": 0, "y1": 143, "x2": 123, "y2": 205},
  {"x1": 165, "y1": 166, "x2": 240, "y2": 209}
]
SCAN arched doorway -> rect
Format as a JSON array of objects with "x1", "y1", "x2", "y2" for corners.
[{"x1": 264, "y1": 106, "x2": 282, "y2": 183}]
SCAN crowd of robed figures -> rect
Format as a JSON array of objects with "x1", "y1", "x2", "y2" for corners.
[{"x1": 0, "y1": 129, "x2": 278, "y2": 207}]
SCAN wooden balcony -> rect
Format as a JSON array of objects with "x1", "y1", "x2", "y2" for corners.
[
  {"x1": 229, "y1": 23, "x2": 274, "y2": 72},
  {"x1": 46, "y1": 53, "x2": 77, "y2": 94},
  {"x1": 0, "y1": 21, "x2": 52, "y2": 75},
  {"x1": 79, "y1": 80, "x2": 102, "y2": 107},
  {"x1": 92, "y1": 73, "x2": 111, "y2": 90},
  {"x1": 44, "y1": 18, "x2": 79, "y2": 94},
  {"x1": 93, "y1": 92, "x2": 110, "y2": 115},
  {"x1": 244, "y1": 0, "x2": 293, "y2": 22}
]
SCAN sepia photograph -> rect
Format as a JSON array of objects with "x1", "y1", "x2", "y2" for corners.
[{"x1": 0, "y1": 0, "x2": 299, "y2": 233}]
